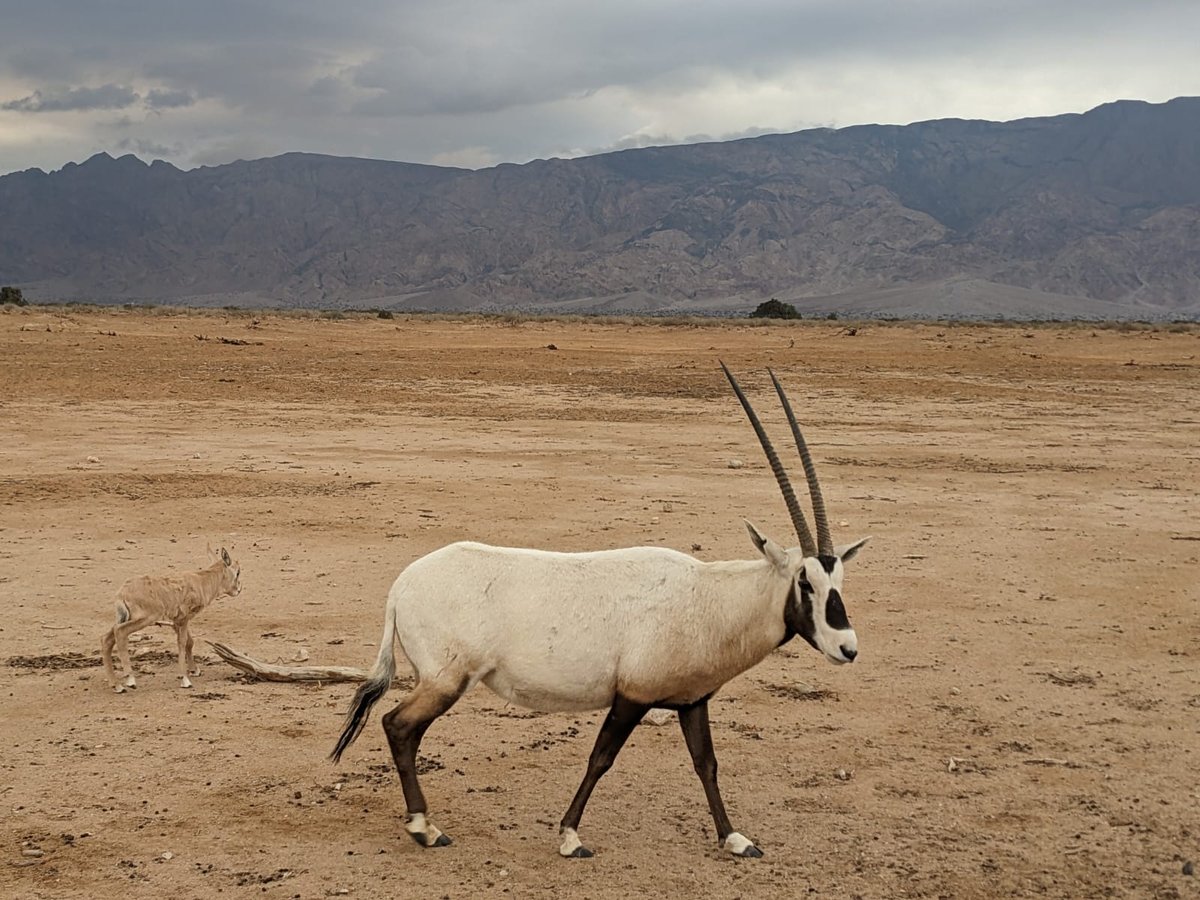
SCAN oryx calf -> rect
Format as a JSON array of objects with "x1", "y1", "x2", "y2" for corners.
[
  {"x1": 100, "y1": 545, "x2": 242, "y2": 692},
  {"x1": 332, "y1": 365, "x2": 868, "y2": 859}
]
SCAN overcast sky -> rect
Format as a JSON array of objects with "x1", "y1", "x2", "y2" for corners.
[{"x1": 1, "y1": 1, "x2": 1197, "y2": 175}]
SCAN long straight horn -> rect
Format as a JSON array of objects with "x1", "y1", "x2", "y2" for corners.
[
  {"x1": 768, "y1": 369, "x2": 833, "y2": 557},
  {"x1": 720, "y1": 361, "x2": 817, "y2": 557}
]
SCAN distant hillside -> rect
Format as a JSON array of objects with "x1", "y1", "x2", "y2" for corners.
[{"x1": 2, "y1": 97, "x2": 1198, "y2": 319}]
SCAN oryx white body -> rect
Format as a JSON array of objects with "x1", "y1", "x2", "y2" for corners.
[
  {"x1": 332, "y1": 365, "x2": 868, "y2": 860},
  {"x1": 100, "y1": 545, "x2": 242, "y2": 693},
  {"x1": 385, "y1": 539, "x2": 855, "y2": 717}
]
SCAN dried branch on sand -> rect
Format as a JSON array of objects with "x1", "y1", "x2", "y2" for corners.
[{"x1": 207, "y1": 641, "x2": 379, "y2": 683}]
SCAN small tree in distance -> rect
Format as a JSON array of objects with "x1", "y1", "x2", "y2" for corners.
[
  {"x1": 0, "y1": 286, "x2": 28, "y2": 306},
  {"x1": 750, "y1": 298, "x2": 800, "y2": 319}
]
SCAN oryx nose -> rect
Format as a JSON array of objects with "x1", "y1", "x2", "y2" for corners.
[{"x1": 840, "y1": 646, "x2": 857, "y2": 662}]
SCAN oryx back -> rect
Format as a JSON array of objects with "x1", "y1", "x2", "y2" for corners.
[{"x1": 389, "y1": 541, "x2": 782, "y2": 712}]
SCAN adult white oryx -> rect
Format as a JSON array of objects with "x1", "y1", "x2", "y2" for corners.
[{"x1": 331, "y1": 363, "x2": 867, "y2": 859}]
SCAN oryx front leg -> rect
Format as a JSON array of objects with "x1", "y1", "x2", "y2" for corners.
[
  {"x1": 380, "y1": 680, "x2": 465, "y2": 849},
  {"x1": 679, "y1": 700, "x2": 762, "y2": 858},
  {"x1": 558, "y1": 696, "x2": 649, "y2": 858}
]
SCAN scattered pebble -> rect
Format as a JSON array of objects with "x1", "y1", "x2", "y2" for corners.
[
  {"x1": 835, "y1": 769, "x2": 852, "y2": 781},
  {"x1": 21, "y1": 848, "x2": 44, "y2": 858},
  {"x1": 1184, "y1": 860, "x2": 1194, "y2": 876},
  {"x1": 161, "y1": 851, "x2": 174, "y2": 861},
  {"x1": 727, "y1": 458, "x2": 744, "y2": 469}
]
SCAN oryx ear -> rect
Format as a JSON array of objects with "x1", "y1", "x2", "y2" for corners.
[
  {"x1": 836, "y1": 536, "x2": 870, "y2": 563},
  {"x1": 745, "y1": 520, "x2": 788, "y2": 570},
  {"x1": 221, "y1": 548, "x2": 232, "y2": 566}
]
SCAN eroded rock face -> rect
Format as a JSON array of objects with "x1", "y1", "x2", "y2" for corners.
[{"x1": 2, "y1": 98, "x2": 1198, "y2": 317}]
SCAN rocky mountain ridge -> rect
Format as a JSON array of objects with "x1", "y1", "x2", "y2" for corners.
[{"x1": 2, "y1": 97, "x2": 1197, "y2": 318}]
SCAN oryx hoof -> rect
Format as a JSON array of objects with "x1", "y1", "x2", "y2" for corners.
[
  {"x1": 406, "y1": 830, "x2": 452, "y2": 848},
  {"x1": 404, "y1": 814, "x2": 450, "y2": 848},
  {"x1": 558, "y1": 827, "x2": 593, "y2": 858},
  {"x1": 181, "y1": 676, "x2": 193, "y2": 689},
  {"x1": 123, "y1": 674, "x2": 137, "y2": 688},
  {"x1": 723, "y1": 832, "x2": 763, "y2": 858},
  {"x1": 113, "y1": 684, "x2": 126, "y2": 694}
]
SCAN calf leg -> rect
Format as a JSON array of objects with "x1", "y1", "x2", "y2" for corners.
[
  {"x1": 380, "y1": 679, "x2": 466, "y2": 848},
  {"x1": 174, "y1": 623, "x2": 196, "y2": 687},
  {"x1": 558, "y1": 695, "x2": 649, "y2": 858},
  {"x1": 108, "y1": 615, "x2": 155, "y2": 692},
  {"x1": 100, "y1": 626, "x2": 120, "y2": 690},
  {"x1": 678, "y1": 700, "x2": 761, "y2": 858}
]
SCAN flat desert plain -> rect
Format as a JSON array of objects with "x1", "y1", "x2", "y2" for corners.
[{"x1": 1, "y1": 307, "x2": 1197, "y2": 900}]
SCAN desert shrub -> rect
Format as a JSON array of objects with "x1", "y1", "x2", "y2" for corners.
[
  {"x1": 750, "y1": 299, "x2": 800, "y2": 319},
  {"x1": 0, "y1": 286, "x2": 27, "y2": 306}
]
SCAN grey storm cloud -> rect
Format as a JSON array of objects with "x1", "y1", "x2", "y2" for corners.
[
  {"x1": 146, "y1": 89, "x2": 196, "y2": 110},
  {"x1": 2, "y1": 83, "x2": 140, "y2": 113},
  {"x1": 2, "y1": 83, "x2": 195, "y2": 113},
  {"x1": 0, "y1": 0, "x2": 1198, "y2": 174}
]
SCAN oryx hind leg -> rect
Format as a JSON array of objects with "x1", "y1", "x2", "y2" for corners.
[
  {"x1": 558, "y1": 695, "x2": 650, "y2": 858},
  {"x1": 381, "y1": 676, "x2": 468, "y2": 849}
]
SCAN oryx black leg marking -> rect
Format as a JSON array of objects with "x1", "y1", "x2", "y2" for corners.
[
  {"x1": 558, "y1": 694, "x2": 650, "y2": 857},
  {"x1": 678, "y1": 699, "x2": 762, "y2": 858},
  {"x1": 380, "y1": 681, "x2": 465, "y2": 848}
]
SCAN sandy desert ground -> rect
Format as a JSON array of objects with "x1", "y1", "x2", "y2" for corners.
[{"x1": 1, "y1": 306, "x2": 1197, "y2": 899}]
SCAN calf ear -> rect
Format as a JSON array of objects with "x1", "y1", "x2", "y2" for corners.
[{"x1": 221, "y1": 548, "x2": 232, "y2": 566}]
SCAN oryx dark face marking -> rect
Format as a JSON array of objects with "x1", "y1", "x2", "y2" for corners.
[
  {"x1": 782, "y1": 582, "x2": 819, "y2": 651},
  {"x1": 825, "y1": 589, "x2": 850, "y2": 631}
]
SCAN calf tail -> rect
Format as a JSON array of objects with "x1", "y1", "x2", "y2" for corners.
[
  {"x1": 330, "y1": 597, "x2": 399, "y2": 763},
  {"x1": 115, "y1": 601, "x2": 130, "y2": 625}
]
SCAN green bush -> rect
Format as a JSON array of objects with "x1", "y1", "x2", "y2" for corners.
[
  {"x1": 1, "y1": 286, "x2": 28, "y2": 306},
  {"x1": 749, "y1": 299, "x2": 800, "y2": 319}
]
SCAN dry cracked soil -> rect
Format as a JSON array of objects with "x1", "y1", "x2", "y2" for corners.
[{"x1": 2, "y1": 306, "x2": 1198, "y2": 899}]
